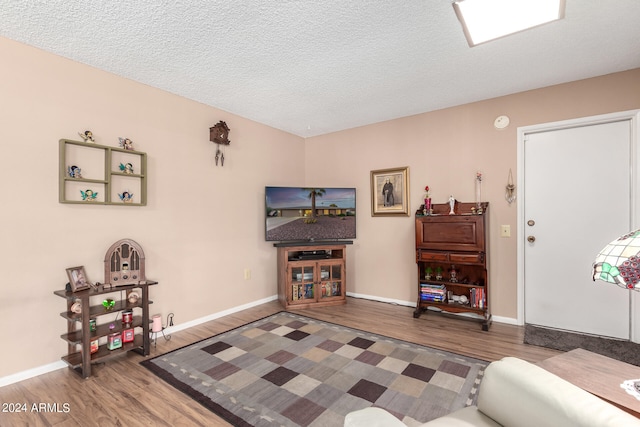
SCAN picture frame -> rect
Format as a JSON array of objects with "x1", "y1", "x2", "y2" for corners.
[
  {"x1": 370, "y1": 166, "x2": 410, "y2": 216},
  {"x1": 66, "y1": 266, "x2": 91, "y2": 292}
]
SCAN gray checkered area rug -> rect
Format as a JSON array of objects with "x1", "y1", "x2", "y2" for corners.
[{"x1": 141, "y1": 312, "x2": 487, "y2": 427}]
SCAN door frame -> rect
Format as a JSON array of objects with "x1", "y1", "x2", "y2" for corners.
[{"x1": 516, "y1": 110, "x2": 640, "y2": 335}]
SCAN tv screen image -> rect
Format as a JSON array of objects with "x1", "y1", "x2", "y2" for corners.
[{"x1": 265, "y1": 187, "x2": 356, "y2": 242}]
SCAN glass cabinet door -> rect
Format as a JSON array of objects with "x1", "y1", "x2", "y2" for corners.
[
  {"x1": 291, "y1": 265, "x2": 315, "y2": 301},
  {"x1": 320, "y1": 264, "x2": 343, "y2": 299}
]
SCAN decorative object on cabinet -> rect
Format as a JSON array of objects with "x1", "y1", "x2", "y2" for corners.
[
  {"x1": 370, "y1": 166, "x2": 410, "y2": 216},
  {"x1": 54, "y1": 280, "x2": 158, "y2": 378},
  {"x1": 128, "y1": 291, "x2": 140, "y2": 304},
  {"x1": 66, "y1": 266, "x2": 91, "y2": 292},
  {"x1": 78, "y1": 130, "x2": 95, "y2": 143},
  {"x1": 275, "y1": 242, "x2": 351, "y2": 309},
  {"x1": 448, "y1": 195, "x2": 457, "y2": 215},
  {"x1": 209, "y1": 120, "x2": 231, "y2": 166},
  {"x1": 423, "y1": 185, "x2": 432, "y2": 215},
  {"x1": 475, "y1": 171, "x2": 483, "y2": 212},
  {"x1": 104, "y1": 239, "x2": 146, "y2": 286},
  {"x1": 414, "y1": 202, "x2": 491, "y2": 330},
  {"x1": 102, "y1": 298, "x2": 115, "y2": 310},
  {"x1": 122, "y1": 328, "x2": 135, "y2": 343},
  {"x1": 59, "y1": 139, "x2": 147, "y2": 205},
  {"x1": 118, "y1": 137, "x2": 135, "y2": 150},
  {"x1": 108, "y1": 332, "x2": 123, "y2": 350},
  {"x1": 70, "y1": 300, "x2": 82, "y2": 314},
  {"x1": 505, "y1": 168, "x2": 516, "y2": 205}
]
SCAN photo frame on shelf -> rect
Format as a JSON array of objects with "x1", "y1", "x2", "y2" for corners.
[
  {"x1": 66, "y1": 266, "x2": 91, "y2": 292},
  {"x1": 370, "y1": 166, "x2": 410, "y2": 216}
]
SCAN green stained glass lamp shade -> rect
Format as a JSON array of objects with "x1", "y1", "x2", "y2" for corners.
[{"x1": 593, "y1": 229, "x2": 640, "y2": 290}]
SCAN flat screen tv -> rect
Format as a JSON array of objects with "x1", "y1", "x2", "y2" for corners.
[{"x1": 265, "y1": 187, "x2": 356, "y2": 242}]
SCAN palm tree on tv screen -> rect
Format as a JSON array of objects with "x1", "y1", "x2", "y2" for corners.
[{"x1": 303, "y1": 188, "x2": 326, "y2": 218}]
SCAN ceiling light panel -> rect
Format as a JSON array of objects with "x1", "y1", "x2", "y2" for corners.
[{"x1": 454, "y1": 0, "x2": 565, "y2": 46}]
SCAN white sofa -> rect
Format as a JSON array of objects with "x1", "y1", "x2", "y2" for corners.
[{"x1": 344, "y1": 356, "x2": 640, "y2": 427}]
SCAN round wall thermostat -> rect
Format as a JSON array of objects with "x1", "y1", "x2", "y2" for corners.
[{"x1": 494, "y1": 115, "x2": 510, "y2": 129}]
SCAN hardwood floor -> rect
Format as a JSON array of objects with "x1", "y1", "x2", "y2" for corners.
[{"x1": 0, "y1": 297, "x2": 560, "y2": 427}]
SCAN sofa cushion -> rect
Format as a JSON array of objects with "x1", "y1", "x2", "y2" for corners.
[
  {"x1": 422, "y1": 406, "x2": 501, "y2": 426},
  {"x1": 477, "y1": 357, "x2": 640, "y2": 427},
  {"x1": 344, "y1": 406, "x2": 500, "y2": 427},
  {"x1": 344, "y1": 407, "x2": 405, "y2": 427}
]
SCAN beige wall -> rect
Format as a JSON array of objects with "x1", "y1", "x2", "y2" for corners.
[
  {"x1": 1, "y1": 33, "x2": 639, "y2": 380},
  {"x1": 306, "y1": 68, "x2": 640, "y2": 321},
  {"x1": 0, "y1": 37, "x2": 305, "y2": 378}
]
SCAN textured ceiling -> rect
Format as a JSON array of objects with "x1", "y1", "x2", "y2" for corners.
[{"x1": 1, "y1": 1, "x2": 639, "y2": 137}]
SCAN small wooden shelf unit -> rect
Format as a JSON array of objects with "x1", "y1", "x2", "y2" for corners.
[
  {"x1": 54, "y1": 281, "x2": 157, "y2": 378},
  {"x1": 59, "y1": 138, "x2": 147, "y2": 206},
  {"x1": 414, "y1": 202, "x2": 491, "y2": 330},
  {"x1": 276, "y1": 242, "x2": 351, "y2": 309}
]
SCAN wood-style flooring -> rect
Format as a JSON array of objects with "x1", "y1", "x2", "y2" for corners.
[{"x1": 0, "y1": 297, "x2": 560, "y2": 426}]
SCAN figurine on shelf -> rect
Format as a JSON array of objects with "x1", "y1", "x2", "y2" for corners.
[
  {"x1": 78, "y1": 130, "x2": 95, "y2": 143},
  {"x1": 449, "y1": 265, "x2": 458, "y2": 283},
  {"x1": 81, "y1": 189, "x2": 98, "y2": 201},
  {"x1": 435, "y1": 266, "x2": 443, "y2": 281},
  {"x1": 67, "y1": 165, "x2": 82, "y2": 178},
  {"x1": 449, "y1": 195, "x2": 456, "y2": 215},
  {"x1": 128, "y1": 291, "x2": 140, "y2": 304},
  {"x1": 118, "y1": 191, "x2": 133, "y2": 203},
  {"x1": 118, "y1": 137, "x2": 134, "y2": 151},
  {"x1": 119, "y1": 162, "x2": 134, "y2": 174},
  {"x1": 102, "y1": 298, "x2": 115, "y2": 311}
]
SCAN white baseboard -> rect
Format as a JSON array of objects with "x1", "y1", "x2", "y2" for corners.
[
  {"x1": 0, "y1": 361, "x2": 67, "y2": 388},
  {"x1": 346, "y1": 291, "x2": 416, "y2": 307},
  {"x1": 346, "y1": 292, "x2": 518, "y2": 325},
  {"x1": 1, "y1": 293, "x2": 516, "y2": 387},
  {"x1": 0, "y1": 295, "x2": 279, "y2": 388},
  {"x1": 159, "y1": 294, "x2": 279, "y2": 335}
]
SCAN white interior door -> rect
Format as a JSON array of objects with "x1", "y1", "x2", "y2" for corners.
[{"x1": 522, "y1": 119, "x2": 632, "y2": 339}]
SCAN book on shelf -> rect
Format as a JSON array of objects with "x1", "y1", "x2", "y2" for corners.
[
  {"x1": 470, "y1": 287, "x2": 485, "y2": 309},
  {"x1": 420, "y1": 283, "x2": 446, "y2": 290},
  {"x1": 304, "y1": 283, "x2": 314, "y2": 299},
  {"x1": 421, "y1": 296, "x2": 446, "y2": 302}
]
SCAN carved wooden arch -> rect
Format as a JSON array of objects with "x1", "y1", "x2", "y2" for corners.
[{"x1": 104, "y1": 238, "x2": 146, "y2": 286}]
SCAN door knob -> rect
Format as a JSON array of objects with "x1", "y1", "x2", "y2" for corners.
[{"x1": 527, "y1": 236, "x2": 536, "y2": 243}]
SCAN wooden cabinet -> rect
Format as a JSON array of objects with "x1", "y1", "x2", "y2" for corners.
[
  {"x1": 276, "y1": 243, "x2": 349, "y2": 309},
  {"x1": 59, "y1": 139, "x2": 147, "y2": 205},
  {"x1": 414, "y1": 202, "x2": 491, "y2": 330},
  {"x1": 54, "y1": 281, "x2": 157, "y2": 378}
]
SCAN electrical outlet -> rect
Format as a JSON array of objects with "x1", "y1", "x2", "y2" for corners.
[
  {"x1": 244, "y1": 268, "x2": 251, "y2": 280},
  {"x1": 500, "y1": 225, "x2": 511, "y2": 238}
]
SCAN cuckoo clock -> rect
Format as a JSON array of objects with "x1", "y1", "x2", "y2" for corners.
[
  {"x1": 104, "y1": 239, "x2": 146, "y2": 286},
  {"x1": 209, "y1": 120, "x2": 231, "y2": 166}
]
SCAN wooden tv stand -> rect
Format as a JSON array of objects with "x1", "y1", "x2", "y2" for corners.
[{"x1": 275, "y1": 242, "x2": 351, "y2": 309}]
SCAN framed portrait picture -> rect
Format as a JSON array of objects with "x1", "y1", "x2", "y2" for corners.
[
  {"x1": 370, "y1": 166, "x2": 410, "y2": 216},
  {"x1": 66, "y1": 266, "x2": 91, "y2": 292}
]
